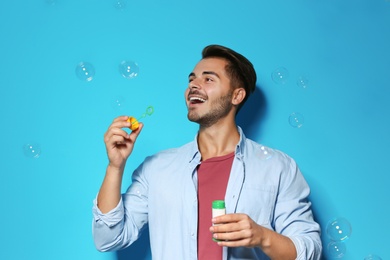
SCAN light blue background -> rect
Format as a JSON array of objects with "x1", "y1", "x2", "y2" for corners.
[{"x1": 0, "y1": 0, "x2": 389, "y2": 259}]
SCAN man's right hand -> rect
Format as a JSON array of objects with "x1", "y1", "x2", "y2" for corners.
[
  {"x1": 104, "y1": 116, "x2": 144, "y2": 171},
  {"x1": 97, "y1": 116, "x2": 144, "y2": 213}
]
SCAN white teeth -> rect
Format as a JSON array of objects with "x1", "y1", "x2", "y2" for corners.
[{"x1": 190, "y1": 97, "x2": 206, "y2": 102}]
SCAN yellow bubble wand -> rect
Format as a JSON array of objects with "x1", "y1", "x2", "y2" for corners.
[{"x1": 127, "y1": 105, "x2": 154, "y2": 131}]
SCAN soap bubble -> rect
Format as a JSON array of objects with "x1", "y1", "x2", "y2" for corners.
[
  {"x1": 113, "y1": 0, "x2": 126, "y2": 9},
  {"x1": 288, "y1": 112, "x2": 304, "y2": 128},
  {"x1": 364, "y1": 254, "x2": 382, "y2": 260},
  {"x1": 111, "y1": 96, "x2": 126, "y2": 110},
  {"x1": 326, "y1": 217, "x2": 352, "y2": 241},
  {"x1": 23, "y1": 143, "x2": 41, "y2": 159},
  {"x1": 258, "y1": 146, "x2": 273, "y2": 160},
  {"x1": 119, "y1": 60, "x2": 139, "y2": 79},
  {"x1": 75, "y1": 62, "x2": 95, "y2": 81},
  {"x1": 297, "y1": 76, "x2": 309, "y2": 89},
  {"x1": 327, "y1": 241, "x2": 346, "y2": 258},
  {"x1": 271, "y1": 67, "x2": 289, "y2": 84}
]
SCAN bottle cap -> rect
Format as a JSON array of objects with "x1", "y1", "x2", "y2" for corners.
[{"x1": 212, "y1": 200, "x2": 225, "y2": 209}]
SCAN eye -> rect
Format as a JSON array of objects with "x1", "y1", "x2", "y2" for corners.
[
  {"x1": 205, "y1": 77, "x2": 214, "y2": 82},
  {"x1": 188, "y1": 78, "x2": 194, "y2": 83}
]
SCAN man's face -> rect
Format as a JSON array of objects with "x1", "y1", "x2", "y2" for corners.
[{"x1": 185, "y1": 57, "x2": 234, "y2": 127}]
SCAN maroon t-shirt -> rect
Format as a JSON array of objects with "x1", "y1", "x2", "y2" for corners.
[{"x1": 197, "y1": 152, "x2": 234, "y2": 260}]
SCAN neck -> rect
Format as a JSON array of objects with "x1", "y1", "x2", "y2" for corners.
[{"x1": 197, "y1": 118, "x2": 240, "y2": 161}]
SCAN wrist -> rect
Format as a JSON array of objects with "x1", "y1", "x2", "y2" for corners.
[
  {"x1": 258, "y1": 225, "x2": 272, "y2": 249},
  {"x1": 107, "y1": 163, "x2": 125, "y2": 175}
]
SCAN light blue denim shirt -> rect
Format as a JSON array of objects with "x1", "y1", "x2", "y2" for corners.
[{"x1": 92, "y1": 127, "x2": 322, "y2": 259}]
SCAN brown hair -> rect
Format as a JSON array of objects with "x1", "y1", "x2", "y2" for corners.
[{"x1": 202, "y1": 44, "x2": 257, "y2": 113}]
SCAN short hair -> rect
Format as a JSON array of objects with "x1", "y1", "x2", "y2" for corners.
[{"x1": 202, "y1": 44, "x2": 257, "y2": 113}]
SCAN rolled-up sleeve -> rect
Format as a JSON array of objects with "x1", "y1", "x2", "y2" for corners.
[
  {"x1": 290, "y1": 235, "x2": 322, "y2": 260},
  {"x1": 92, "y1": 161, "x2": 150, "y2": 252},
  {"x1": 92, "y1": 196, "x2": 126, "y2": 252},
  {"x1": 274, "y1": 157, "x2": 322, "y2": 259},
  {"x1": 93, "y1": 196, "x2": 124, "y2": 227}
]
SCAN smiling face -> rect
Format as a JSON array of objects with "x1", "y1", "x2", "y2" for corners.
[{"x1": 185, "y1": 57, "x2": 236, "y2": 127}]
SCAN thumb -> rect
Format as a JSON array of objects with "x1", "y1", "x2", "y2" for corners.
[{"x1": 129, "y1": 122, "x2": 144, "y2": 141}]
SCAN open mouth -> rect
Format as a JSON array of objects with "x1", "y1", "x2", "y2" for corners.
[{"x1": 189, "y1": 96, "x2": 206, "y2": 104}]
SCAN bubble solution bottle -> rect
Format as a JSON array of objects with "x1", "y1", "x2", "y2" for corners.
[{"x1": 212, "y1": 200, "x2": 226, "y2": 242}]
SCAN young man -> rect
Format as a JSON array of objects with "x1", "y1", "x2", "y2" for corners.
[{"x1": 92, "y1": 45, "x2": 322, "y2": 260}]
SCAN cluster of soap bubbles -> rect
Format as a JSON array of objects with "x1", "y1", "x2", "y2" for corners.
[
  {"x1": 273, "y1": 65, "x2": 384, "y2": 258},
  {"x1": 75, "y1": 60, "x2": 139, "y2": 82},
  {"x1": 76, "y1": 60, "x2": 140, "y2": 114},
  {"x1": 26, "y1": 59, "x2": 142, "y2": 159},
  {"x1": 30, "y1": 1, "x2": 139, "y2": 161},
  {"x1": 271, "y1": 67, "x2": 309, "y2": 88},
  {"x1": 325, "y1": 217, "x2": 382, "y2": 259},
  {"x1": 325, "y1": 217, "x2": 356, "y2": 258},
  {"x1": 271, "y1": 67, "x2": 309, "y2": 129}
]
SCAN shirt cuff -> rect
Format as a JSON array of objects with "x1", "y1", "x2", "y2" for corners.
[
  {"x1": 92, "y1": 196, "x2": 124, "y2": 228},
  {"x1": 290, "y1": 236, "x2": 305, "y2": 260},
  {"x1": 289, "y1": 235, "x2": 321, "y2": 260}
]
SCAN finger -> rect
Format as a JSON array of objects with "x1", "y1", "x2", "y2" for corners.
[
  {"x1": 212, "y1": 213, "x2": 245, "y2": 224},
  {"x1": 105, "y1": 123, "x2": 144, "y2": 150},
  {"x1": 104, "y1": 128, "x2": 131, "y2": 143},
  {"x1": 216, "y1": 238, "x2": 248, "y2": 248},
  {"x1": 107, "y1": 115, "x2": 135, "y2": 132},
  {"x1": 211, "y1": 222, "x2": 241, "y2": 233},
  {"x1": 109, "y1": 135, "x2": 129, "y2": 146},
  {"x1": 214, "y1": 228, "x2": 247, "y2": 240},
  {"x1": 112, "y1": 115, "x2": 129, "y2": 123},
  {"x1": 108, "y1": 120, "x2": 131, "y2": 131},
  {"x1": 128, "y1": 123, "x2": 144, "y2": 139},
  {"x1": 126, "y1": 123, "x2": 144, "y2": 144}
]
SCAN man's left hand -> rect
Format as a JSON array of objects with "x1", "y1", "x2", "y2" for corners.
[{"x1": 210, "y1": 213, "x2": 264, "y2": 248}]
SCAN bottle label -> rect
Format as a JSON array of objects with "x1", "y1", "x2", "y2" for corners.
[{"x1": 212, "y1": 208, "x2": 226, "y2": 218}]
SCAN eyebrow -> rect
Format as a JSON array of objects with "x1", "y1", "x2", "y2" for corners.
[{"x1": 188, "y1": 71, "x2": 220, "y2": 79}]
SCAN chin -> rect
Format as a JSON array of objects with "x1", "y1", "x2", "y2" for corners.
[{"x1": 187, "y1": 114, "x2": 200, "y2": 123}]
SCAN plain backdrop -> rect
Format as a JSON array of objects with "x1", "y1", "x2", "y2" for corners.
[{"x1": 0, "y1": 0, "x2": 389, "y2": 259}]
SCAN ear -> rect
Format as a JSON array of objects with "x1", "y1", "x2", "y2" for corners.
[{"x1": 232, "y1": 88, "x2": 246, "y2": 106}]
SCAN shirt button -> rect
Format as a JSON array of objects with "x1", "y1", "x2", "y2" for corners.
[{"x1": 191, "y1": 233, "x2": 195, "y2": 236}]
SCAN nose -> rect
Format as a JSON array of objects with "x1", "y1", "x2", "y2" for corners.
[
  {"x1": 186, "y1": 81, "x2": 199, "y2": 98},
  {"x1": 189, "y1": 78, "x2": 201, "y2": 90}
]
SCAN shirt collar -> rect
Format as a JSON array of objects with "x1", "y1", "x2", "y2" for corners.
[{"x1": 235, "y1": 126, "x2": 246, "y2": 159}]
